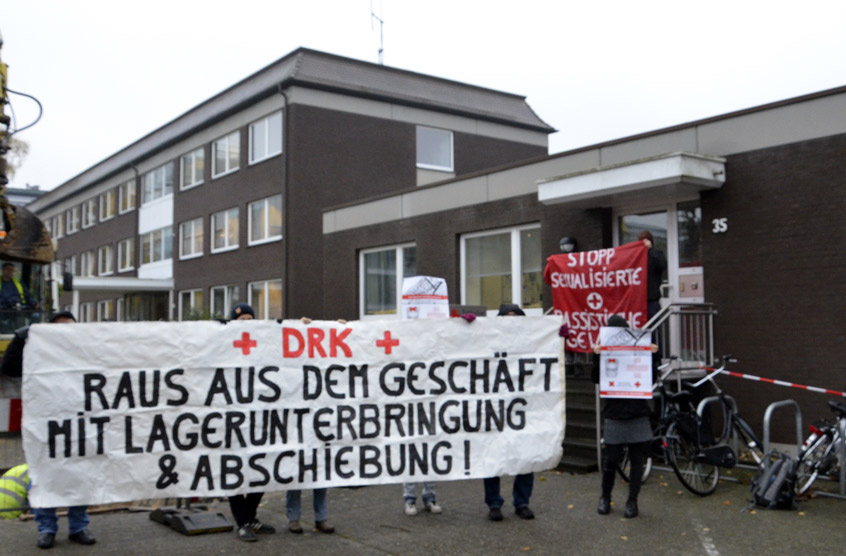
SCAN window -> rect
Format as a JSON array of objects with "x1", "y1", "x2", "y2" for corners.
[
  {"x1": 141, "y1": 226, "x2": 173, "y2": 264},
  {"x1": 82, "y1": 199, "x2": 97, "y2": 228},
  {"x1": 99, "y1": 189, "x2": 116, "y2": 221},
  {"x1": 416, "y1": 126, "x2": 453, "y2": 171},
  {"x1": 211, "y1": 208, "x2": 239, "y2": 252},
  {"x1": 461, "y1": 225, "x2": 542, "y2": 314},
  {"x1": 179, "y1": 289, "x2": 205, "y2": 321},
  {"x1": 66, "y1": 206, "x2": 80, "y2": 234},
  {"x1": 249, "y1": 111, "x2": 282, "y2": 164},
  {"x1": 97, "y1": 299, "x2": 115, "y2": 321},
  {"x1": 211, "y1": 285, "x2": 240, "y2": 320},
  {"x1": 212, "y1": 131, "x2": 240, "y2": 177},
  {"x1": 79, "y1": 302, "x2": 93, "y2": 323},
  {"x1": 98, "y1": 245, "x2": 114, "y2": 276},
  {"x1": 142, "y1": 162, "x2": 174, "y2": 205},
  {"x1": 179, "y1": 218, "x2": 204, "y2": 259},
  {"x1": 65, "y1": 256, "x2": 76, "y2": 276},
  {"x1": 359, "y1": 244, "x2": 417, "y2": 319},
  {"x1": 80, "y1": 250, "x2": 96, "y2": 277},
  {"x1": 248, "y1": 195, "x2": 282, "y2": 245},
  {"x1": 119, "y1": 180, "x2": 136, "y2": 214},
  {"x1": 180, "y1": 148, "x2": 205, "y2": 189},
  {"x1": 118, "y1": 238, "x2": 135, "y2": 272},
  {"x1": 53, "y1": 213, "x2": 65, "y2": 239},
  {"x1": 249, "y1": 279, "x2": 282, "y2": 320}
]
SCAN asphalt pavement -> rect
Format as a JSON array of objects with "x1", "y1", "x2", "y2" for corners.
[{"x1": 1, "y1": 466, "x2": 844, "y2": 556}]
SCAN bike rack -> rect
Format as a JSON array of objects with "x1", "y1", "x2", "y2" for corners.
[
  {"x1": 762, "y1": 400, "x2": 803, "y2": 455},
  {"x1": 696, "y1": 394, "x2": 755, "y2": 474}
]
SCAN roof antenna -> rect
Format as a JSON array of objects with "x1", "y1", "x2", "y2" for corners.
[{"x1": 370, "y1": 0, "x2": 384, "y2": 65}]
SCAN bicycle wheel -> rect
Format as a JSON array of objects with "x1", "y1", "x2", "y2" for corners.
[
  {"x1": 795, "y1": 433, "x2": 833, "y2": 494},
  {"x1": 732, "y1": 416, "x2": 764, "y2": 465},
  {"x1": 665, "y1": 422, "x2": 720, "y2": 496},
  {"x1": 616, "y1": 446, "x2": 653, "y2": 484}
]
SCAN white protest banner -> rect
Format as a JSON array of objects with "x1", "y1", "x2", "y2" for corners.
[
  {"x1": 598, "y1": 326, "x2": 653, "y2": 399},
  {"x1": 401, "y1": 276, "x2": 449, "y2": 320},
  {"x1": 22, "y1": 317, "x2": 564, "y2": 507}
]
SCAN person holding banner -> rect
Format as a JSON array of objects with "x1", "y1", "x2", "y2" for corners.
[
  {"x1": 225, "y1": 303, "x2": 278, "y2": 542},
  {"x1": 592, "y1": 314, "x2": 657, "y2": 519},
  {"x1": 639, "y1": 231, "x2": 667, "y2": 320}
]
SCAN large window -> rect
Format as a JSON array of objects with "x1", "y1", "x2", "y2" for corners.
[
  {"x1": 180, "y1": 147, "x2": 205, "y2": 190},
  {"x1": 119, "y1": 180, "x2": 136, "y2": 214},
  {"x1": 179, "y1": 218, "x2": 204, "y2": 259},
  {"x1": 461, "y1": 225, "x2": 542, "y2": 314},
  {"x1": 80, "y1": 250, "x2": 96, "y2": 277},
  {"x1": 249, "y1": 279, "x2": 282, "y2": 320},
  {"x1": 118, "y1": 238, "x2": 135, "y2": 272},
  {"x1": 99, "y1": 189, "x2": 116, "y2": 221},
  {"x1": 98, "y1": 245, "x2": 114, "y2": 276},
  {"x1": 97, "y1": 299, "x2": 115, "y2": 321},
  {"x1": 212, "y1": 131, "x2": 240, "y2": 178},
  {"x1": 142, "y1": 162, "x2": 174, "y2": 205},
  {"x1": 359, "y1": 244, "x2": 417, "y2": 319},
  {"x1": 249, "y1": 111, "x2": 282, "y2": 164},
  {"x1": 66, "y1": 206, "x2": 80, "y2": 234},
  {"x1": 211, "y1": 284, "x2": 240, "y2": 320},
  {"x1": 82, "y1": 199, "x2": 97, "y2": 229},
  {"x1": 141, "y1": 226, "x2": 173, "y2": 264},
  {"x1": 211, "y1": 208, "x2": 239, "y2": 252},
  {"x1": 248, "y1": 195, "x2": 282, "y2": 245},
  {"x1": 179, "y1": 289, "x2": 205, "y2": 321},
  {"x1": 52, "y1": 213, "x2": 65, "y2": 239},
  {"x1": 416, "y1": 126, "x2": 453, "y2": 171}
]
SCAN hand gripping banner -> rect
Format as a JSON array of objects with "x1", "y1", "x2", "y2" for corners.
[
  {"x1": 22, "y1": 317, "x2": 564, "y2": 506},
  {"x1": 544, "y1": 241, "x2": 647, "y2": 353}
]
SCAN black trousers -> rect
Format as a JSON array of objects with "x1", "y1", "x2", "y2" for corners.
[
  {"x1": 601, "y1": 441, "x2": 650, "y2": 502},
  {"x1": 228, "y1": 493, "x2": 264, "y2": 527}
]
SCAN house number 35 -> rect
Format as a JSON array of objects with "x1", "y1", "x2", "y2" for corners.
[{"x1": 712, "y1": 218, "x2": 728, "y2": 233}]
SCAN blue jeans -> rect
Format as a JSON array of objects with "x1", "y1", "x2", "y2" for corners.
[
  {"x1": 402, "y1": 482, "x2": 436, "y2": 505},
  {"x1": 484, "y1": 473, "x2": 534, "y2": 509},
  {"x1": 34, "y1": 506, "x2": 90, "y2": 535},
  {"x1": 286, "y1": 489, "x2": 328, "y2": 522}
]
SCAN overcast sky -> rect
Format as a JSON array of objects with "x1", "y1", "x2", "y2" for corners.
[{"x1": 3, "y1": 0, "x2": 845, "y2": 191}]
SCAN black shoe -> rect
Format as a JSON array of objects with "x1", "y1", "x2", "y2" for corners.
[
  {"x1": 515, "y1": 505, "x2": 535, "y2": 519},
  {"x1": 488, "y1": 507, "x2": 503, "y2": 521},
  {"x1": 68, "y1": 529, "x2": 96, "y2": 545},
  {"x1": 237, "y1": 525, "x2": 258, "y2": 542},
  {"x1": 249, "y1": 519, "x2": 276, "y2": 534},
  {"x1": 37, "y1": 532, "x2": 55, "y2": 549},
  {"x1": 624, "y1": 500, "x2": 638, "y2": 518},
  {"x1": 597, "y1": 497, "x2": 611, "y2": 515}
]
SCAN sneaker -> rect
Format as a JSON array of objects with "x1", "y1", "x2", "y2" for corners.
[
  {"x1": 515, "y1": 505, "x2": 535, "y2": 519},
  {"x1": 249, "y1": 519, "x2": 276, "y2": 534},
  {"x1": 68, "y1": 529, "x2": 96, "y2": 545},
  {"x1": 424, "y1": 501, "x2": 443, "y2": 514},
  {"x1": 488, "y1": 506, "x2": 503, "y2": 521},
  {"x1": 597, "y1": 497, "x2": 611, "y2": 515},
  {"x1": 37, "y1": 532, "x2": 55, "y2": 549},
  {"x1": 288, "y1": 520, "x2": 303, "y2": 534},
  {"x1": 237, "y1": 525, "x2": 258, "y2": 542},
  {"x1": 404, "y1": 502, "x2": 418, "y2": 516},
  {"x1": 624, "y1": 500, "x2": 638, "y2": 519},
  {"x1": 315, "y1": 520, "x2": 335, "y2": 534}
]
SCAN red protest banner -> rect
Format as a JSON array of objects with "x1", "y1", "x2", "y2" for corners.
[{"x1": 543, "y1": 242, "x2": 647, "y2": 353}]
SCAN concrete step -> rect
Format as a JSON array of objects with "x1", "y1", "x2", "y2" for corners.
[{"x1": 557, "y1": 453, "x2": 598, "y2": 474}]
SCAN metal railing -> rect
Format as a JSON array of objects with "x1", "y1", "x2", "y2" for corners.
[{"x1": 646, "y1": 303, "x2": 717, "y2": 370}]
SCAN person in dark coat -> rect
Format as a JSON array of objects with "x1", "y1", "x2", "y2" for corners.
[{"x1": 638, "y1": 230, "x2": 667, "y2": 320}]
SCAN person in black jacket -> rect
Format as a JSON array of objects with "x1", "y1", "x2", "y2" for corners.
[
  {"x1": 592, "y1": 314, "x2": 657, "y2": 519},
  {"x1": 638, "y1": 231, "x2": 667, "y2": 320}
]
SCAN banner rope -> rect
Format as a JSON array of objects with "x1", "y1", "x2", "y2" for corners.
[{"x1": 700, "y1": 366, "x2": 846, "y2": 398}]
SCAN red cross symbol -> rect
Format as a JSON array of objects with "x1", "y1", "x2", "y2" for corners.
[
  {"x1": 609, "y1": 381, "x2": 615, "y2": 387},
  {"x1": 233, "y1": 332, "x2": 257, "y2": 355},
  {"x1": 376, "y1": 331, "x2": 400, "y2": 355},
  {"x1": 635, "y1": 381, "x2": 641, "y2": 388}
]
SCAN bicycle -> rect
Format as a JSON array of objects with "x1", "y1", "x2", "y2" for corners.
[{"x1": 795, "y1": 400, "x2": 846, "y2": 494}]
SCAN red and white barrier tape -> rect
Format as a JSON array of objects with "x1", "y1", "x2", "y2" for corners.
[{"x1": 702, "y1": 367, "x2": 846, "y2": 398}]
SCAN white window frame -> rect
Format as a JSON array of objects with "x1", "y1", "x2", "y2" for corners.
[
  {"x1": 99, "y1": 189, "x2": 116, "y2": 221},
  {"x1": 97, "y1": 299, "x2": 115, "y2": 321},
  {"x1": 79, "y1": 302, "x2": 94, "y2": 323},
  {"x1": 140, "y1": 226, "x2": 173, "y2": 265},
  {"x1": 358, "y1": 243, "x2": 417, "y2": 320},
  {"x1": 248, "y1": 279, "x2": 282, "y2": 320},
  {"x1": 248, "y1": 195, "x2": 282, "y2": 246},
  {"x1": 178, "y1": 289, "x2": 205, "y2": 321},
  {"x1": 53, "y1": 213, "x2": 65, "y2": 239},
  {"x1": 211, "y1": 207, "x2": 239, "y2": 253},
  {"x1": 118, "y1": 238, "x2": 135, "y2": 272},
  {"x1": 142, "y1": 162, "x2": 175, "y2": 206},
  {"x1": 118, "y1": 180, "x2": 136, "y2": 214},
  {"x1": 179, "y1": 217, "x2": 204, "y2": 260},
  {"x1": 180, "y1": 147, "x2": 205, "y2": 190},
  {"x1": 212, "y1": 131, "x2": 240, "y2": 178},
  {"x1": 460, "y1": 224, "x2": 542, "y2": 316},
  {"x1": 66, "y1": 206, "x2": 80, "y2": 234},
  {"x1": 210, "y1": 284, "x2": 240, "y2": 320},
  {"x1": 82, "y1": 199, "x2": 97, "y2": 229},
  {"x1": 416, "y1": 126, "x2": 454, "y2": 172},
  {"x1": 80, "y1": 250, "x2": 96, "y2": 277},
  {"x1": 249, "y1": 111, "x2": 283, "y2": 165},
  {"x1": 97, "y1": 245, "x2": 114, "y2": 276}
]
